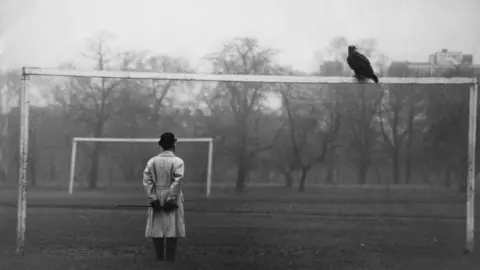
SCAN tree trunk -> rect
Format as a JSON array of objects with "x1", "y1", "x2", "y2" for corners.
[
  {"x1": 325, "y1": 164, "x2": 335, "y2": 185},
  {"x1": 283, "y1": 170, "x2": 294, "y2": 188},
  {"x1": 235, "y1": 119, "x2": 249, "y2": 193},
  {"x1": 235, "y1": 153, "x2": 248, "y2": 192},
  {"x1": 389, "y1": 103, "x2": 401, "y2": 185},
  {"x1": 392, "y1": 149, "x2": 400, "y2": 185},
  {"x1": 405, "y1": 104, "x2": 414, "y2": 184},
  {"x1": 88, "y1": 146, "x2": 100, "y2": 189},
  {"x1": 357, "y1": 87, "x2": 370, "y2": 186},
  {"x1": 325, "y1": 150, "x2": 336, "y2": 184},
  {"x1": 298, "y1": 166, "x2": 310, "y2": 192},
  {"x1": 405, "y1": 156, "x2": 412, "y2": 185},
  {"x1": 358, "y1": 159, "x2": 369, "y2": 185},
  {"x1": 88, "y1": 121, "x2": 105, "y2": 189}
]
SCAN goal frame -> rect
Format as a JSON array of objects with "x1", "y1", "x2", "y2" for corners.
[
  {"x1": 68, "y1": 137, "x2": 214, "y2": 196},
  {"x1": 17, "y1": 67, "x2": 477, "y2": 255}
]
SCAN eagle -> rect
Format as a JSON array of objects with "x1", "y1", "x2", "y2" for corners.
[{"x1": 347, "y1": 45, "x2": 379, "y2": 83}]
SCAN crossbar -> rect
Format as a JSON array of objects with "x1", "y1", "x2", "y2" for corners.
[
  {"x1": 23, "y1": 67, "x2": 477, "y2": 85},
  {"x1": 74, "y1": 137, "x2": 213, "y2": 143}
]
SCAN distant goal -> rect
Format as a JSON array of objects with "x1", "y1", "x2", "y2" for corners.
[{"x1": 68, "y1": 137, "x2": 214, "y2": 197}]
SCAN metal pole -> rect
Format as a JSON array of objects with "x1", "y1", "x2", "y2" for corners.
[
  {"x1": 68, "y1": 139, "x2": 78, "y2": 195},
  {"x1": 16, "y1": 68, "x2": 29, "y2": 254},
  {"x1": 466, "y1": 82, "x2": 478, "y2": 253},
  {"x1": 23, "y1": 67, "x2": 476, "y2": 84},
  {"x1": 206, "y1": 140, "x2": 213, "y2": 198}
]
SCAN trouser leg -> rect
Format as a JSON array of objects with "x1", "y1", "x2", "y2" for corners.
[
  {"x1": 166, "y1": 237, "x2": 178, "y2": 262},
  {"x1": 152, "y1": 237, "x2": 165, "y2": 261}
]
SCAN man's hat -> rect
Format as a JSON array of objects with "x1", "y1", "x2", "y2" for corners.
[{"x1": 158, "y1": 132, "x2": 177, "y2": 147}]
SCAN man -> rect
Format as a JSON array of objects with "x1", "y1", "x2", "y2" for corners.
[{"x1": 143, "y1": 132, "x2": 185, "y2": 262}]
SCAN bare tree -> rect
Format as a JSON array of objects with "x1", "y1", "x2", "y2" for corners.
[
  {"x1": 381, "y1": 64, "x2": 427, "y2": 185},
  {"x1": 110, "y1": 52, "x2": 193, "y2": 182},
  {"x1": 423, "y1": 67, "x2": 474, "y2": 191},
  {"x1": 278, "y1": 82, "x2": 341, "y2": 191},
  {"x1": 52, "y1": 32, "x2": 121, "y2": 189},
  {"x1": 343, "y1": 84, "x2": 384, "y2": 185},
  {"x1": 377, "y1": 86, "x2": 412, "y2": 185},
  {"x1": 320, "y1": 36, "x2": 386, "y2": 185},
  {"x1": 205, "y1": 37, "x2": 279, "y2": 192}
]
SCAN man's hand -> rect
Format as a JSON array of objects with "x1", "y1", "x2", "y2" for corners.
[
  {"x1": 163, "y1": 199, "x2": 178, "y2": 213},
  {"x1": 150, "y1": 200, "x2": 163, "y2": 212}
]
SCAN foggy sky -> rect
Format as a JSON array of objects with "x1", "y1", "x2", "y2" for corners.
[{"x1": 1, "y1": 0, "x2": 479, "y2": 73}]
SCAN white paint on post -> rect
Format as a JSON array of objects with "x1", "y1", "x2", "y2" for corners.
[
  {"x1": 16, "y1": 70, "x2": 29, "y2": 254},
  {"x1": 68, "y1": 140, "x2": 78, "y2": 195},
  {"x1": 466, "y1": 82, "x2": 478, "y2": 253},
  {"x1": 206, "y1": 140, "x2": 214, "y2": 198}
]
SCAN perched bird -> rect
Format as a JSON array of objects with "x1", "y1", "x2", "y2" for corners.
[{"x1": 347, "y1": 45, "x2": 379, "y2": 83}]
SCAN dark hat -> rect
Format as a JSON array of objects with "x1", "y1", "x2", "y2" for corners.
[{"x1": 158, "y1": 132, "x2": 177, "y2": 147}]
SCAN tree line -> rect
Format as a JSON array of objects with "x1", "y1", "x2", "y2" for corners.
[{"x1": 0, "y1": 33, "x2": 477, "y2": 193}]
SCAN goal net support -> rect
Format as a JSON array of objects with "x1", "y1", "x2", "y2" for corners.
[
  {"x1": 69, "y1": 137, "x2": 214, "y2": 196},
  {"x1": 16, "y1": 67, "x2": 478, "y2": 255}
]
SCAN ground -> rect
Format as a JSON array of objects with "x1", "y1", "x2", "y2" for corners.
[{"x1": 0, "y1": 185, "x2": 479, "y2": 270}]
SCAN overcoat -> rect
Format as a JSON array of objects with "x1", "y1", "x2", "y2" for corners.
[{"x1": 143, "y1": 151, "x2": 185, "y2": 238}]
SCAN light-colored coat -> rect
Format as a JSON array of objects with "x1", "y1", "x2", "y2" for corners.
[{"x1": 143, "y1": 151, "x2": 186, "y2": 238}]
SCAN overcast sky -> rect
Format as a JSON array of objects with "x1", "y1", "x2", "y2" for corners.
[{"x1": 0, "y1": 0, "x2": 478, "y2": 73}]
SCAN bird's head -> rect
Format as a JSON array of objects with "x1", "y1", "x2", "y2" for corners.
[{"x1": 348, "y1": 45, "x2": 357, "y2": 54}]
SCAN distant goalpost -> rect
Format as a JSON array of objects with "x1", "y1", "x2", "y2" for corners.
[
  {"x1": 17, "y1": 67, "x2": 477, "y2": 255},
  {"x1": 68, "y1": 137, "x2": 214, "y2": 196}
]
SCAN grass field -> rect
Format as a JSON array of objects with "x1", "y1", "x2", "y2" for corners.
[{"x1": 0, "y1": 185, "x2": 479, "y2": 270}]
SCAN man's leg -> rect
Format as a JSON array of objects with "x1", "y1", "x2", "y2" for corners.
[
  {"x1": 165, "y1": 237, "x2": 178, "y2": 262},
  {"x1": 152, "y1": 237, "x2": 165, "y2": 261}
]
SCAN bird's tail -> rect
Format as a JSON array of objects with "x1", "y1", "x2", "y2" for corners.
[{"x1": 372, "y1": 75, "x2": 379, "y2": 84}]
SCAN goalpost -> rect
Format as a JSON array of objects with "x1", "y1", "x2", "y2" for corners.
[
  {"x1": 17, "y1": 67, "x2": 477, "y2": 255},
  {"x1": 68, "y1": 137, "x2": 214, "y2": 196}
]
